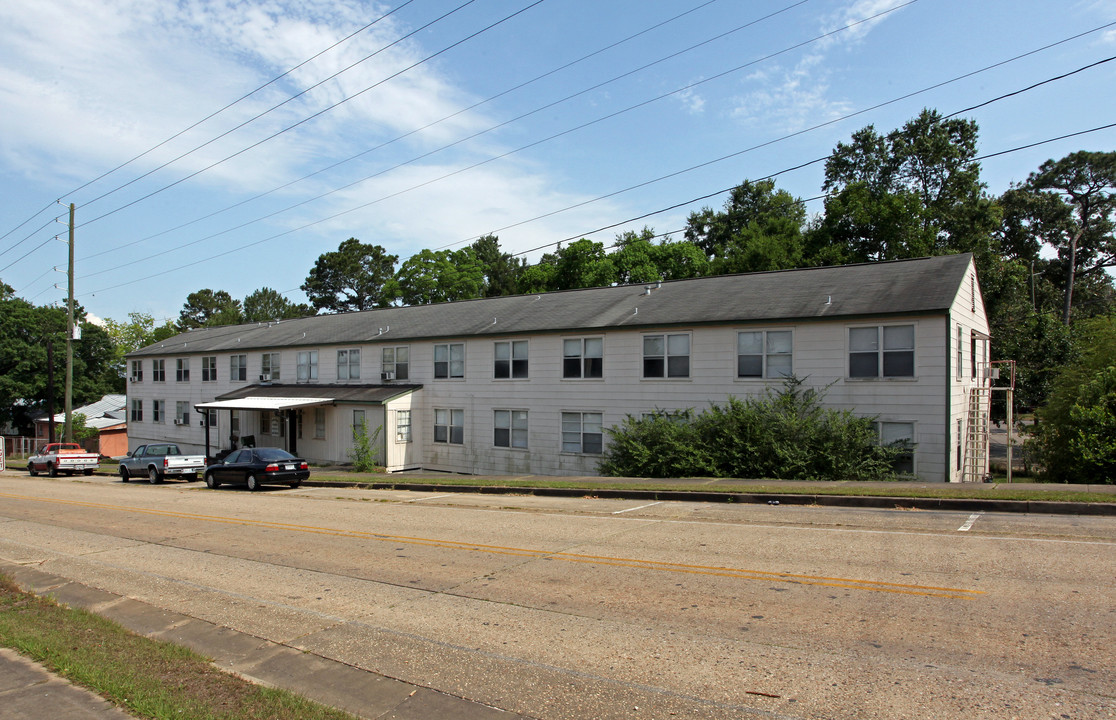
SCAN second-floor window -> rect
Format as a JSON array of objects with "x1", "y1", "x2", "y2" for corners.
[
  {"x1": 849, "y1": 325, "x2": 915, "y2": 378},
  {"x1": 434, "y1": 343, "x2": 464, "y2": 379},
  {"x1": 152, "y1": 399, "x2": 164, "y2": 423},
  {"x1": 130, "y1": 360, "x2": 143, "y2": 382},
  {"x1": 494, "y1": 340, "x2": 528, "y2": 379},
  {"x1": 153, "y1": 359, "x2": 165, "y2": 382},
  {"x1": 563, "y1": 338, "x2": 602, "y2": 379},
  {"x1": 382, "y1": 346, "x2": 409, "y2": 380},
  {"x1": 337, "y1": 349, "x2": 361, "y2": 380},
  {"x1": 737, "y1": 330, "x2": 792, "y2": 379},
  {"x1": 261, "y1": 352, "x2": 280, "y2": 381},
  {"x1": 202, "y1": 356, "x2": 217, "y2": 382},
  {"x1": 176, "y1": 358, "x2": 190, "y2": 382},
  {"x1": 297, "y1": 351, "x2": 318, "y2": 382},
  {"x1": 643, "y1": 334, "x2": 689, "y2": 378},
  {"x1": 230, "y1": 354, "x2": 247, "y2": 382}
]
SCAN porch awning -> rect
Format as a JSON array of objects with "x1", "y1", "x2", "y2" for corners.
[{"x1": 194, "y1": 397, "x2": 333, "y2": 412}]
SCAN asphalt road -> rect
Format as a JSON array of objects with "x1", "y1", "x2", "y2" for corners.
[{"x1": 0, "y1": 471, "x2": 1113, "y2": 720}]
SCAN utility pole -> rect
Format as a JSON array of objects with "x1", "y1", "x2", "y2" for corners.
[{"x1": 64, "y1": 203, "x2": 75, "y2": 443}]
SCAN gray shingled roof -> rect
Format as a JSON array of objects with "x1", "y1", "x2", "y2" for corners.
[
  {"x1": 215, "y1": 383, "x2": 421, "y2": 404},
  {"x1": 128, "y1": 254, "x2": 973, "y2": 357}
]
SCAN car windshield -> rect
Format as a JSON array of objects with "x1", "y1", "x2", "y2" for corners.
[{"x1": 255, "y1": 448, "x2": 295, "y2": 461}]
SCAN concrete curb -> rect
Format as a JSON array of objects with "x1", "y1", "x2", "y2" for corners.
[
  {"x1": 301, "y1": 480, "x2": 1116, "y2": 516},
  {"x1": 0, "y1": 563, "x2": 526, "y2": 720}
]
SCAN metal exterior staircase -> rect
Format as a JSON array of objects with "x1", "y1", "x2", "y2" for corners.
[{"x1": 963, "y1": 384, "x2": 991, "y2": 483}]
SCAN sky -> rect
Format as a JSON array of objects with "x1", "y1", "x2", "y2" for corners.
[{"x1": 1, "y1": 0, "x2": 1114, "y2": 326}]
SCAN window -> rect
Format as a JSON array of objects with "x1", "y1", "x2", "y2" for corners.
[
  {"x1": 314, "y1": 408, "x2": 325, "y2": 439},
  {"x1": 230, "y1": 411, "x2": 240, "y2": 439},
  {"x1": 230, "y1": 354, "x2": 247, "y2": 382},
  {"x1": 201, "y1": 356, "x2": 217, "y2": 382},
  {"x1": 494, "y1": 340, "x2": 528, "y2": 379},
  {"x1": 130, "y1": 360, "x2": 143, "y2": 382},
  {"x1": 206, "y1": 409, "x2": 218, "y2": 428},
  {"x1": 297, "y1": 350, "x2": 318, "y2": 382},
  {"x1": 434, "y1": 409, "x2": 464, "y2": 444},
  {"x1": 878, "y1": 422, "x2": 915, "y2": 474},
  {"x1": 176, "y1": 358, "x2": 190, "y2": 382},
  {"x1": 130, "y1": 399, "x2": 143, "y2": 422},
  {"x1": 352, "y1": 409, "x2": 366, "y2": 439},
  {"x1": 152, "y1": 400, "x2": 164, "y2": 423},
  {"x1": 563, "y1": 337, "x2": 602, "y2": 379},
  {"x1": 956, "y1": 419, "x2": 963, "y2": 472},
  {"x1": 434, "y1": 343, "x2": 464, "y2": 379},
  {"x1": 562, "y1": 412, "x2": 603, "y2": 454},
  {"x1": 849, "y1": 325, "x2": 914, "y2": 378},
  {"x1": 737, "y1": 330, "x2": 792, "y2": 378},
  {"x1": 382, "y1": 347, "x2": 409, "y2": 380},
  {"x1": 259, "y1": 410, "x2": 270, "y2": 436},
  {"x1": 494, "y1": 409, "x2": 527, "y2": 449},
  {"x1": 643, "y1": 334, "x2": 690, "y2": 378},
  {"x1": 337, "y1": 348, "x2": 361, "y2": 380},
  {"x1": 261, "y1": 352, "x2": 280, "y2": 381},
  {"x1": 152, "y1": 359, "x2": 165, "y2": 382},
  {"x1": 970, "y1": 334, "x2": 978, "y2": 379},
  {"x1": 176, "y1": 402, "x2": 190, "y2": 426},
  {"x1": 296, "y1": 410, "x2": 303, "y2": 440},
  {"x1": 956, "y1": 326, "x2": 964, "y2": 380},
  {"x1": 396, "y1": 410, "x2": 412, "y2": 442}
]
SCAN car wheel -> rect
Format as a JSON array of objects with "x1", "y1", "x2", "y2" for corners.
[
  {"x1": 28, "y1": 465, "x2": 38, "y2": 476},
  {"x1": 120, "y1": 467, "x2": 130, "y2": 482},
  {"x1": 84, "y1": 469, "x2": 94, "y2": 476},
  {"x1": 205, "y1": 472, "x2": 219, "y2": 489},
  {"x1": 184, "y1": 473, "x2": 197, "y2": 482},
  {"x1": 148, "y1": 467, "x2": 161, "y2": 484},
  {"x1": 247, "y1": 473, "x2": 261, "y2": 491},
  {"x1": 289, "y1": 479, "x2": 301, "y2": 489},
  {"x1": 47, "y1": 463, "x2": 57, "y2": 478}
]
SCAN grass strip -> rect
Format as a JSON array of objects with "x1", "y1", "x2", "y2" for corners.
[{"x1": 0, "y1": 573, "x2": 360, "y2": 720}]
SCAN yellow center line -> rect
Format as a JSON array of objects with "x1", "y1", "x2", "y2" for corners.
[{"x1": 0, "y1": 492, "x2": 984, "y2": 599}]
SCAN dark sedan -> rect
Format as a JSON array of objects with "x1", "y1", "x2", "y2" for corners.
[{"x1": 204, "y1": 447, "x2": 309, "y2": 491}]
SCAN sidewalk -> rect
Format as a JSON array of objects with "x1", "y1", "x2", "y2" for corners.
[{"x1": 1, "y1": 563, "x2": 523, "y2": 720}]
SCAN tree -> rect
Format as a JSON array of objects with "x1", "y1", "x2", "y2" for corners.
[
  {"x1": 612, "y1": 228, "x2": 709, "y2": 284},
  {"x1": 391, "y1": 249, "x2": 485, "y2": 306},
  {"x1": 1022, "y1": 151, "x2": 1116, "y2": 325},
  {"x1": 178, "y1": 289, "x2": 243, "y2": 329},
  {"x1": 302, "y1": 238, "x2": 398, "y2": 313},
  {"x1": 242, "y1": 288, "x2": 312, "y2": 322},
  {"x1": 102, "y1": 312, "x2": 178, "y2": 378},
  {"x1": 815, "y1": 109, "x2": 1000, "y2": 263},
  {"x1": 517, "y1": 239, "x2": 616, "y2": 293},
  {"x1": 685, "y1": 179, "x2": 806, "y2": 273},
  {"x1": 471, "y1": 235, "x2": 525, "y2": 297}
]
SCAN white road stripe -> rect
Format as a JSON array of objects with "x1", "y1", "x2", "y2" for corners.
[
  {"x1": 406, "y1": 494, "x2": 453, "y2": 503},
  {"x1": 957, "y1": 513, "x2": 982, "y2": 532},
  {"x1": 612, "y1": 501, "x2": 662, "y2": 515}
]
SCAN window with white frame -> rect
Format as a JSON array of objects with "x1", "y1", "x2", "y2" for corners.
[
  {"x1": 296, "y1": 410, "x2": 303, "y2": 439},
  {"x1": 352, "y1": 409, "x2": 366, "y2": 439},
  {"x1": 434, "y1": 343, "x2": 464, "y2": 379},
  {"x1": 314, "y1": 408, "x2": 326, "y2": 439},
  {"x1": 494, "y1": 340, "x2": 528, "y2": 379},
  {"x1": 130, "y1": 359, "x2": 143, "y2": 382},
  {"x1": 563, "y1": 337, "x2": 602, "y2": 379},
  {"x1": 261, "y1": 352, "x2": 280, "y2": 381},
  {"x1": 382, "y1": 347, "x2": 409, "y2": 380},
  {"x1": 434, "y1": 409, "x2": 464, "y2": 444},
  {"x1": 176, "y1": 402, "x2": 190, "y2": 426},
  {"x1": 849, "y1": 325, "x2": 914, "y2": 378},
  {"x1": 494, "y1": 409, "x2": 527, "y2": 448},
  {"x1": 643, "y1": 333, "x2": 690, "y2": 378},
  {"x1": 206, "y1": 408, "x2": 217, "y2": 428},
  {"x1": 230, "y1": 354, "x2": 247, "y2": 382},
  {"x1": 561, "y1": 412, "x2": 603, "y2": 454},
  {"x1": 152, "y1": 400, "x2": 164, "y2": 423},
  {"x1": 130, "y1": 399, "x2": 142, "y2": 422},
  {"x1": 737, "y1": 330, "x2": 792, "y2": 379},
  {"x1": 202, "y1": 356, "x2": 217, "y2": 382},
  {"x1": 396, "y1": 410, "x2": 412, "y2": 442},
  {"x1": 152, "y1": 359, "x2": 165, "y2": 382},
  {"x1": 876, "y1": 421, "x2": 915, "y2": 474},
  {"x1": 956, "y1": 326, "x2": 964, "y2": 381},
  {"x1": 230, "y1": 410, "x2": 240, "y2": 439},
  {"x1": 259, "y1": 410, "x2": 271, "y2": 436},
  {"x1": 175, "y1": 358, "x2": 190, "y2": 382},
  {"x1": 297, "y1": 350, "x2": 318, "y2": 382},
  {"x1": 337, "y1": 348, "x2": 361, "y2": 380}
]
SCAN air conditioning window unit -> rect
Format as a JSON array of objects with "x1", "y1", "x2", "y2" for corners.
[
  {"x1": 381, "y1": 371, "x2": 395, "y2": 381},
  {"x1": 259, "y1": 373, "x2": 272, "y2": 382},
  {"x1": 173, "y1": 419, "x2": 184, "y2": 426}
]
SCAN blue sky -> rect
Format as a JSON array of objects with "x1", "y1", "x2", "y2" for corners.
[{"x1": 1, "y1": 0, "x2": 1114, "y2": 326}]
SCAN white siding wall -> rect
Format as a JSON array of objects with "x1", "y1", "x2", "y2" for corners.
[{"x1": 946, "y1": 260, "x2": 992, "y2": 482}]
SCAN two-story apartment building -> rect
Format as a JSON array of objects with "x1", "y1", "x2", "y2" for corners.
[{"x1": 125, "y1": 253, "x2": 992, "y2": 482}]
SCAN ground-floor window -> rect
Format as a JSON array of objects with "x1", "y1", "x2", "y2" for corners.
[
  {"x1": 396, "y1": 410, "x2": 412, "y2": 442},
  {"x1": 561, "y1": 412, "x2": 603, "y2": 454},
  {"x1": 434, "y1": 409, "x2": 464, "y2": 444},
  {"x1": 494, "y1": 409, "x2": 527, "y2": 449},
  {"x1": 876, "y1": 421, "x2": 915, "y2": 474},
  {"x1": 176, "y1": 402, "x2": 190, "y2": 426},
  {"x1": 314, "y1": 408, "x2": 326, "y2": 439},
  {"x1": 352, "y1": 409, "x2": 366, "y2": 438}
]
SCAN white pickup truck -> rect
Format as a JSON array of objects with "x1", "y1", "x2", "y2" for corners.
[
  {"x1": 119, "y1": 443, "x2": 207, "y2": 484},
  {"x1": 27, "y1": 443, "x2": 101, "y2": 477}
]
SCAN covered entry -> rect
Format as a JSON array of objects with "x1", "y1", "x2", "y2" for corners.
[{"x1": 195, "y1": 395, "x2": 331, "y2": 459}]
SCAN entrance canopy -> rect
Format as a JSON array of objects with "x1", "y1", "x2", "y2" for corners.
[{"x1": 195, "y1": 397, "x2": 332, "y2": 412}]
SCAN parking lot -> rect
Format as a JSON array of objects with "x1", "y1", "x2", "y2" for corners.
[{"x1": 1, "y1": 469, "x2": 1114, "y2": 719}]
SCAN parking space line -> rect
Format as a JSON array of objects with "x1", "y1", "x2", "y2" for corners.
[
  {"x1": 612, "y1": 501, "x2": 662, "y2": 515},
  {"x1": 957, "y1": 513, "x2": 982, "y2": 532},
  {"x1": 406, "y1": 494, "x2": 453, "y2": 503}
]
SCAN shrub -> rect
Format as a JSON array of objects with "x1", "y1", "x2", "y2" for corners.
[
  {"x1": 348, "y1": 420, "x2": 382, "y2": 473},
  {"x1": 598, "y1": 378, "x2": 901, "y2": 480}
]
